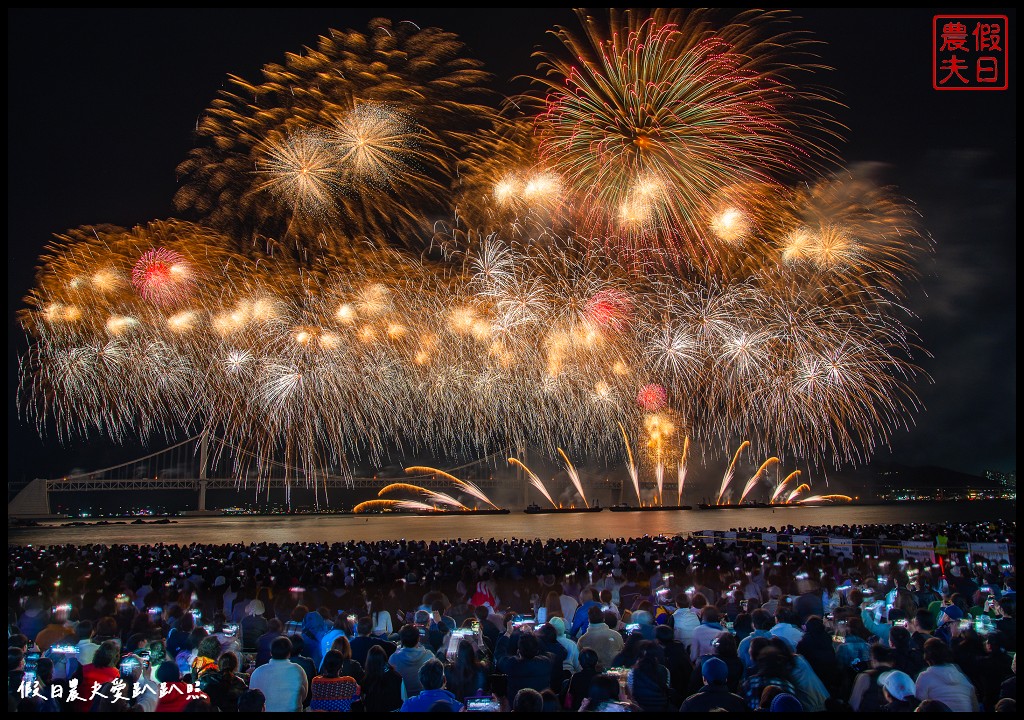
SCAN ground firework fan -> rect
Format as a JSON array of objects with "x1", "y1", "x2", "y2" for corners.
[{"x1": 533, "y1": 8, "x2": 839, "y2": 268}]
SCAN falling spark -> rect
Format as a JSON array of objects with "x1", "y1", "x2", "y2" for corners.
[
  {"x1": 717, "y1": 440, "x2": 750, "y2": 505},
  {"x1": 677, "y1": 436, "x2": 690, "y2": 506},
  {"x1": 770, "y1": 470, "x2": 802, "y2": 503},
  {"x1": 738, "y1": 457, "x2": 779, "y2": 504},
  {"x1": 557, "y1": 448, "x2": 589, "y2": 508},
  {"x1": 509, "y1": 457, "x2": 557, "y2": 508},
  {"x1": 618, "y1": 422, "x2": 641, "y2": 504}
]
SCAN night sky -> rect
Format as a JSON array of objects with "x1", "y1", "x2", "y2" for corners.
[{"x1": 7, "y1": 8, "x2": 1016, "y2": 488}]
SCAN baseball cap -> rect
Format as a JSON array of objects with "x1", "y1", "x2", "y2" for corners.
[
  {"x1": 701, "y1": 657, "x2": 728, "y2": 684},
  {"x1": 940, "y1": 605, "x2": 964, "y2": 621},
  {"x1": 770, "y1": 693, "x2": 804, "y2": 712},
  {"x1": 878, "y1": 670, "x2": 916, "y2": 701}
]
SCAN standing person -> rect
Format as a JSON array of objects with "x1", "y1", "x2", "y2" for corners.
[
  {"x1": 310, "y1": 650, "x2": 361, "y2": 712},
  {"x1": 357, "y1": 645, "x2": 404, "y2": 713},
  {"x1": 387, "y1": 624, "x2": 435, "y2": 697},
  {"x1": 914, "y1": 638, "x2": 979, "y2": 712},
  {"x1": 679, "y1": 656, "x2": 748, "y2": 713},
  {"x1": 248, "y1": 636, "x2": 308, "y2": 713}
]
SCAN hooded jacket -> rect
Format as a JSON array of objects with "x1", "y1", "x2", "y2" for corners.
[{"x1": 301, "y1": 612, "x2": 327, "y2": 669}]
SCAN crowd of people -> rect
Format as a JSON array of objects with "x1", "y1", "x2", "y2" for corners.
[{"x1": 7, "y1": 520, "x2": 1016, "y2": 712}]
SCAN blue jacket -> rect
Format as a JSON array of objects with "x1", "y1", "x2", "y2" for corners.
[
  {"x1": 399, "y1": 688, "x2": 463, "y2": 712},
  {"x1": 301, "y1": 612, "x2": 327, "y2": 669}
]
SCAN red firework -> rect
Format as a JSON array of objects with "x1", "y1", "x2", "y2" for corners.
[
  {"x1": 584, "y1": 288, "x2": 632, "y2": 330},
  {"x1": 637, "y1": 383, "x2": 668, "y2": 411},
  {"x1": 131, "y1": 247, "x2": 190, "y2": 304}
]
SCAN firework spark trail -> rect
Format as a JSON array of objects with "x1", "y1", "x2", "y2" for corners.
[
  {"x1": 405, "y1": 465, "x2": 500, "y2": 509},
  {"x1": 738, "y1": 456, "x2": 779, "y2": 504},
  {"x1": 677, "y1": 436, "x2": 690, "y2": 505},
  {"x1": 654, "y1": 460, "x2": 665, "y2": 505},
  {"x1": 509, "y1": 457, "x2": 557, "y2": 508},
  {"x1": 799, "y1": 494, "x2": 851, "y2": 504},
  {"x1": 786, "y1": 483, "x2": 811, "y2": 504},
  {"x1": 618, "y1": 422, "x2": 641, "y2": 504},
  {"x1": 770, "y1": 470, "x2": 802, "y2": 503},
  {"x1": 353, "y1": 499, "x2": 398, "y2": 513},
  {"x1": 395, "y1": 500, "x2": 441, "y2": 511},
  {"x1": 557, "y1": 448, "x2": 589, "y2": 508},
  {"x1": 377, "y1": 483, "x2": 468, "y2": 510},
  {"x1": 717, "y1": 440, "x2": 750, "y2": 504}
]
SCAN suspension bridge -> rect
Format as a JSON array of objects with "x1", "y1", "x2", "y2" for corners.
[{"x1": 7, "y1": 434, "x2": 526, "y2": 518}]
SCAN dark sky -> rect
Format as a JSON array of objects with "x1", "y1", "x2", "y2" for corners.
[{"x1": 7, "y1": 8, "x2": 1016, "y2": 486}]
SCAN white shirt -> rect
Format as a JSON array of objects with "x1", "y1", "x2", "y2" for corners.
[{"x1": 249, "y1": 658, "x2": 308, "y2": 712}]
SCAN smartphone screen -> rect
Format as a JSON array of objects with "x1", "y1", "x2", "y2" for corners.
[{"x1": 466, "y1": 697, "x2": 501, "y2": 712}]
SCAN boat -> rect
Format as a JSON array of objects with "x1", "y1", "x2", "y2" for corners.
[
  {"x1": 697, "y1": 501, "x2": 770, "y2": 510},
  {"x1": 523, "y1": 504, "x2": 603, "y2": 514},
  {"x1": 413, "y1": 508, "x2": 511, "y2": 515},
  {"x1": 608, "y1": 504, "x2": 692, "y2": 512}
]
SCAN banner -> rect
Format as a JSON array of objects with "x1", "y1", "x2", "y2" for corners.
[
  {"x1": 791, "y1": 534, "x2": 810, "y2": 548},
  {"x1": 723, "y1": 531, "x2": 737, "y2": 543},
  {"x1": 762, "y1": 533, "x2": 778, "y2": 550},
  {"x1": 829, "y1": 537, "x2": 854, "y2": 557},
  {"x1": 902, "y1": 541, "x2": 936, "y2": 563},
  {"x1": 968, "y1": 542, "x2": 1011, "y2": 562},
  {"x1": 696, "y1": 530, "x2": 716, "y2": 545}
]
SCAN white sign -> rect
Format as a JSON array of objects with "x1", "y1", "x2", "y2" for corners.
[
  {"x1": 968, "y1": 542, "x2": 1011, "y2": 562},
  {"x1": 902, "y1": 541, "x2": 936, "y2": 563},
  {"x1": 829, "y1": 537, "x2": 854, "y2": 558}
]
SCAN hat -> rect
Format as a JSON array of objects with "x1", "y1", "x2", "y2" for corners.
[
  {"x1": 213, "y1": 576, "x2": 226, "y2": 588},
  {"x1": 879, "y1": 670, "x2": 916, "y2": 701},
  {"x1": 549, "y1": 617, "x2": 567, "y2": 637},
  {"x1": 940, "y1": 605, "x2": 964, "y2": 621},
  {"x1": 246, "y1": 600, "x2": 265, "y2": 616},
  {"x1": 701, "y1": 657, "x2": 729, "y2": 684},
  {"x1": 770, "y1": 693, "x2": 804, "y2": 712}
]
